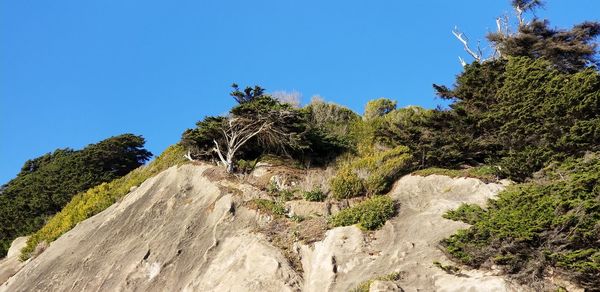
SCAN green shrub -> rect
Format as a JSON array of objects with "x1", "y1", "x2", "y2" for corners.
[
  {"x1": 363, "y1": 146, "x2": 413, "y2": 195},
  {"x1": 277, "y1": 189, "x2": 296, "y2": 202},
  {"x1": 266, "y1": 180, "x2": 296, "y2": 201},
  {"x1": 329, "y1": 195, "x2": 395, "y2": 230},
  {"x1": 236, "y1": 158, "x2": 258, "y2": 173},
  {"x1": 441, "y1": 154, "x2": 600, "y2": 289},
  {"x1": 303, "y1": 189, "x2": 326, "y2": 202},
  {"x1": 330, "y1": 170, "x2": 365, "y2": 199},
  {"x1": 433, "y1": 261, "x2": 461, "y2": 274},
  {"x1": 248, "y1": 199, "x2": 286, "y2": 216},
  {"x1": 20, "y1": 144, "x2": 186, "y2": 260},
  {"x1": 413, "y1": 166, "x2": 499, "y2": 183},
  {"x1": 364, "y1": 98, "x2": 397, "y2": 121},
  {"x1": 330, "y1": 146, "x2": 412, "y2": 199},
  {"x1": 443, "y1": 204, "x2": 486, "y2": 225}
]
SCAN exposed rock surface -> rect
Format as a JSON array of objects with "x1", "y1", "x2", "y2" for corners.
[
  {"x1": 1, "y1": 165, "x2": 530, "y2": 291},
  {"x1": 299, "y1": 174, "x2": 521, "y2": 292},
  {"x1": 1, "y1": 165, "x2": 301, "y2": 292},
  {"x1": 0, "y1": 237, "x2": 28, "y2": 285}
]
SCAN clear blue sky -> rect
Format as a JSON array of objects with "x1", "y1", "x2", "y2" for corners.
[{"x1": 1, "y1": 0, "x2": 598, "y2": 184}]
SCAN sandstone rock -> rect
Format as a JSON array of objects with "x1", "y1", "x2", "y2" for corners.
[
  {"x1": 286, "y1": 200, "x2": 327, "y2": 217},
  {"x1": 5, "y1": 237, "x2": 27, "y2": 259},
  {"x1": 1, "y1": 167, "x2": 557, "y2": 291},
  {"x1": 0, "y1": 236, "x2": 28, "y2": 285},
  {"x1": 1, "y1": 165, "x2": 301, "y2": 292}
]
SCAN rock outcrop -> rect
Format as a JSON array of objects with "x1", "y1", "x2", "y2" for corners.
[
  {"x1": 300, "y1": 174, "x2": 519, "y2": 292},
  {"x1": 0, "y1": 237, "x2": 28, "y2": 285},
  {"x1": 1, "y1": 164, "x2": 525, "y2": 291}
]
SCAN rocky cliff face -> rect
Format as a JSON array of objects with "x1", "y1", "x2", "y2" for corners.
[{"x1": 1, "y1": 164, "x2": 524, "y2": 291}]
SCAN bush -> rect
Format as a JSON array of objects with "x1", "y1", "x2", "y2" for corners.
[
  {"x1": 330, "y1": 170, "x2": 365, "y2": 199},
  {"x1": 329, "y1": 195, "x2": 395, "y2": 230},
  {"x1": 303, "y1": 189, "x2": 326, "y2": 202},
  {"x1": 248, "y1": 199, "x2": 286, "y2": 216},
  {"x1": 20, "y1": 144, "x2": 186, "y2": 260},
  {"x1": 441, "y1": 154, "x2": 600, "y2": 289},
  {"x1": 330, "y1": 146, "x2": 412, "y2": 199},
  {"x1": 236, "y1": 158, "x2": 258, "y2": 173},
  {"x1": 302, "y1": 99, "x2": 360, "y2": 164},
  {"x1": 364, "y1": 98, "x2": 397, "y2": 121}
]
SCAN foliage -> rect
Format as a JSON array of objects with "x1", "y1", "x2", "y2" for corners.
[
  {"x1": 432, "y1": 261, "x2": 461, "y2": 274},
  {"x1": 375, "y1": 106, "x2": 433, "y2": 166},
  {"x1": 247, "y1": 199, "x2": 286, "y2": 217},
  {"x1": 0, "y1": 134, "x2": 152, "y2": 258},
  {"x1": 236, "y1": 158, "x2": 258, "y2": 173},
  {"x1": 304, "y1": 99, "x2": 360, "y2": 138},
  {"x1": 329, "y1": 195, "x2": 395, "y2": 230},
  {"x1": 183, "y1": 86, "x2": 359, "y2": 170},
  {"x1": 330, "y1": 169, "x2": 365, "y2": 199},
  {"x1": 330, "y1": 146, "x2": 412, "y2": 199},
  {"x1": 302, "y1": 99, "x2": 359, "y2": 164},
  {"x1": 303, "y1": 189, "x2": 326, "y2": 202},
  {"x1": 230, "y1": 83, "x2": 265, "y2": 104},
  {"x1": 20, "y1": 144, "x2": 185, "y2": 260},
  {"x1": 441, "y1": 154, "x2": 600, "y2": 289},
  {"x1": 182, "y1": 91, "x2": 308, "y2": 171},
  {"x1": 412, "y1": 166, "x2": 499, "y2": 183},
  {"x1": 363, "y1": 98, "x2": 397, "y2": 121},
  {"x1": 350, "y1": 272, "x2": 402, "y2": 292},
  {"x1": 379, "y1": 56, "x2": 599, "y2": 181},
  {"x1": 488, "y1": 19, "x2": 600, "y2": 72}
]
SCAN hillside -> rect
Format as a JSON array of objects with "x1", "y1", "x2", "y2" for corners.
[
  {"x1": 1, "y1": 163, "x2": 532, "y2": 291},
  {"x1": 0, "y1": 1, "x2": 598, "y2": 291}
]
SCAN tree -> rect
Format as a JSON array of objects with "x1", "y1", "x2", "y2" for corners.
[
  {"x1": 0, "y1": 134, "x2": 152, "y2": 257},
  {"x1": 511, "y1": 0, "x2": 544, "y2": 26},
  {"x1": 230, "y1": 83, "x2": 265, "y2": 104},
  {"x1": 212, "y1": 109, "x2": 302, "y2": 172},
  {"x1": 428, "y1": 56, "x2": 600, "y2": 180},
  {"x1": 451, "y1": 0, "x2": 600, "y2": 72},
  {"x1": 364, "y1": 98, "x2": 397, "y2": 120},
  {"x1": 182, "y1": 87, "x2": 307, "y2": 172},
  {"x1": 488, "y1": 20, "x2": 600, "y2": 72}
]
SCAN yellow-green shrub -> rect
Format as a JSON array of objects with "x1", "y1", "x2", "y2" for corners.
[
  {"x1": 330, "y1": 169, "x2": 365, "y2": 199},
  {"x1": 330, "y1": 146, "x2": 412, "y2": 199},
  {"x1": 329, "y1": 195, "x2": 395, "y2": 230},
  {"x1": 20, "y1": 144, "x2": 187, "y2": 260}
]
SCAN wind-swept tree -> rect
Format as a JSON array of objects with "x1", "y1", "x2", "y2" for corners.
[
  {"x1": 452, "y1": 0, "x2": 600, "y2": 72},
  {"x1": 229, "y1": 83, "x2": 265, "y2": 104},
  {"x1": 182, "y1": 85, "x2": 307, "y2": 172}
]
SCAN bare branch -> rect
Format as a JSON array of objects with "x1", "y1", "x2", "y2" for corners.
[
  {"x1": 212, "y1": 139, "x2": 228, "y2": 168},
  {"x1": 452, "y1": 27, "x2": 482, "y2": 63},
  {"x1": 184, "y1": 150, "x2": 195, "y2": 161}
]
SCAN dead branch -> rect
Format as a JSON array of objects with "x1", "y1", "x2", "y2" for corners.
[{"x1": 452, "y1": 27, "x2": 482, "y2": 64}]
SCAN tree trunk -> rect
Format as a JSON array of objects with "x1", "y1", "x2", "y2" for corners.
[
  {"x1": 225, "y1": 152, "x2": 234, "y2": 173},
  {"x1": 226, "y1": 160, "x2": 234, "y2": 173}
]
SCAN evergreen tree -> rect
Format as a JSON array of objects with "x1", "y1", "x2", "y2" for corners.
[{"x1": 0, "y1": 134, "x2": 152, "y2": 257}]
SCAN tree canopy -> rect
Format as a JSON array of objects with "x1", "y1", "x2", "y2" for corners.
[{"x1": 0, "y1": 134, "x2": 151, "y2": 257}]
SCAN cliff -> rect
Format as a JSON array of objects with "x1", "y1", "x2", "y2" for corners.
[{"x1": 1, "y1": 163, "x2": 525, "y2": 291}]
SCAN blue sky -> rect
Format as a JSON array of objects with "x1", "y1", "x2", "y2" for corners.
[{"x1": 1, "y1": 0, "x2": 598, "y2": 184}]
